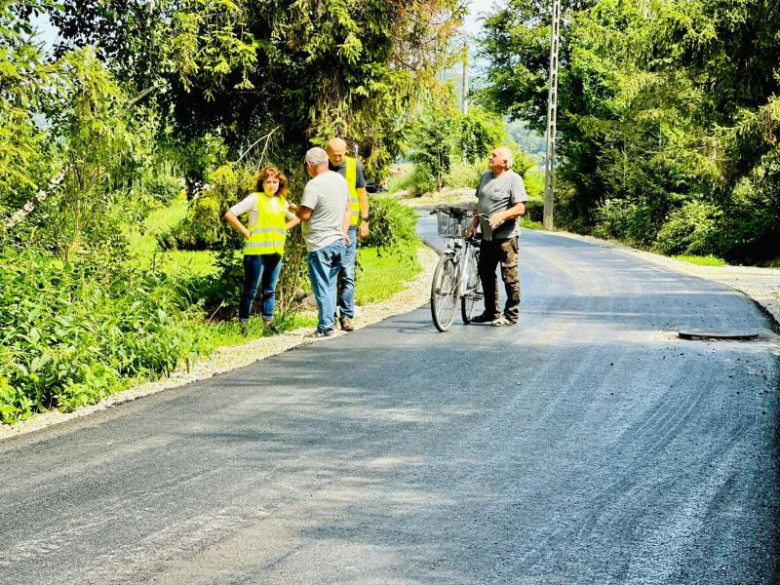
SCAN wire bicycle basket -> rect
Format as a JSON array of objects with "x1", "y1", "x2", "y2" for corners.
[{"x1": 434, "y1": 204, "x2": 477, "y2": 238}]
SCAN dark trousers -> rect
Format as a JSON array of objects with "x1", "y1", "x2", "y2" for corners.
[
  {"x1": 478, "y1": 236, "x2": 520, "y2": 322},
  {"x1": 240, "y1": 253, "x2": 283, "y2": 322}
]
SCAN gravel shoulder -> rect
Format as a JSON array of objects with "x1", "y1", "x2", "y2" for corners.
[{"x1": 0, "y1": 246, "x2": 440, "y2": 442}]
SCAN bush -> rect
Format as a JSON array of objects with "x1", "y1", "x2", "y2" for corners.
[
  {"x1": 408, "y1": 165, "x2": 437, "y2": 197},
  {"x1": 524, "y1": 198, "x2": 544, "y2": 223},
  {"x1": 592, "y1": 199, "x2": 656, "y2": 246},
  {"x1": 159, "y1": 164, "x2": 251, "y2": 251},
  {"x1": 143, "y1": 173, "x2": 182, "y2": 205},
  {"x1": 0, "y1": 248, "x2": 207, "y2": 423},
  {"x1": 655, "y1": 201, "x2": 721, "y2": 255},
  {"x1": 445, "y1": 159, "x2": 485, "y2": 189},
  {"x1": 363, "y1": 195, "x2": 420, "y2": 249},
  {"x1": 523, "y1": 167, "x2": 544, "y2": 198}
]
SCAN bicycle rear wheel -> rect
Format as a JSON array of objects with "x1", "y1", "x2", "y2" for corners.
[{"x1": 431, "y1": 256, "x2": 459, "y2": 332}]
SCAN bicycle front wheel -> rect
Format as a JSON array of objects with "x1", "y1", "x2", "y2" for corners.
[
  {"x1": 461, "y1": 252, "x2": 483, "y2": 324},
  {"x1": 431, "y1": 256, "x2": 459, "y2": 332}
]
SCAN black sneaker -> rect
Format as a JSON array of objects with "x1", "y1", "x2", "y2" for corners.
[
  {"x1": 493, "y1": 316, "x2": 518, "y2": 327},
  {"x1": 471, "y1": 313, "x2": 499, "y2": 324},
  {"x1": 312, "y1": 329, "x2": 335, "y2": 338}
]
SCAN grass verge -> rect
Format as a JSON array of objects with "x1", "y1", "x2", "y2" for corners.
[
  {"x1": 356, "y1": 243, "x2": 423, "y2": 305},
  {"x1": 673, "y1": 254, "x2": 727, "y2": 266}
]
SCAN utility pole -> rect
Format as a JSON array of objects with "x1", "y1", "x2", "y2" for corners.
[
  {"x1": 543, "y1": 0, "x2": 562, "y2": 230},
  {"x1": 461, "y1": 42, "x2": 469, "y2": 115}
]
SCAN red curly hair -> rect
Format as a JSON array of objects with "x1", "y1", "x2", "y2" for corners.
[{"x1": 253, "y1": 165, "x2": 290, "y2": 198}]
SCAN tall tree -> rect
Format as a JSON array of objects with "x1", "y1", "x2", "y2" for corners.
[{"x1": 51, "y1": 0, "x2": 466, "y2": 177}]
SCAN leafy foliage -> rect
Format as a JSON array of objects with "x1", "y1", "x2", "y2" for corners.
[
  {"x1": 0, "y1": 248, "x2": 206, "y2": 423},
  {"x1": 362, "y1": 196, "x2": 420, "y2": 250},
  {"x1": 481, "y1": 0, "x2": 780, "y2": 262}
]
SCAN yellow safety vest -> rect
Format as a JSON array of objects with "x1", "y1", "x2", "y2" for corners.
[
  {"x1": 345, "y1": 156, "x2": 362, "y2": 227},
  {"x1": 244, "y1": 193, "x2": 287, "y2": 256}
]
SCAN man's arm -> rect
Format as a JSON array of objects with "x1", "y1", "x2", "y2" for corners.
[
  {"x1": 357, "y1": 187, "x2": 369, "y2": 239},
  {"x1": 296, "y1": 206, "x2": 313, "y2": 221},
  {"x1": 342, "y1": 193, "x2": 352, "y2": 242},
  {"x1": 489, "y1": 202, "x2": 525, "y2": 229}
]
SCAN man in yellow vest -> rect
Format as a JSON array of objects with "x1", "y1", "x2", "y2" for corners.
[{"x1": 326, "y1": 137, "x2": 369, "y2": 332}]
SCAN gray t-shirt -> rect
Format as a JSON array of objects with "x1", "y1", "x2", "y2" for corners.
[
  {"x1": 475, "y1": 170, "x2": 528, "y2": 241},
  {"x1": 300, "y1": 171, "x2": 349, "y2": 252}
]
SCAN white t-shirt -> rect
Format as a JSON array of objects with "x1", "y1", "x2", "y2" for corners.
[
  {"x1": 229, "y1": 193, "x2": 293, "y2": 227},
  {"x1": 300, "y1": 171, "x2": 349, "y2": 252}
]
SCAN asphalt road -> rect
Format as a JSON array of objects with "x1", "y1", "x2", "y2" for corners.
[{"x1": 1, "y1": 222, "x2": 779, "y2": 585}]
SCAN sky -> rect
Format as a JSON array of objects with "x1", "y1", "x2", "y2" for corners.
[{"x1": 464, "y1": 0, "x2": 494, "y2": 37}]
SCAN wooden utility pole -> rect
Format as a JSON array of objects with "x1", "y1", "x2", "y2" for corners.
[{"x1": 543, "y1": 0, "x2": 562, "y2": 230}]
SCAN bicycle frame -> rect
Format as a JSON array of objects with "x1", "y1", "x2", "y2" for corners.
[{"x1": 441, "y1": 237, "x2": 478, "y2": 298}]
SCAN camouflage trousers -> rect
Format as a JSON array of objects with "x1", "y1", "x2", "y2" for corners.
[{"x1": 478, "y1": 236, "x2": 520, "y2": 322}]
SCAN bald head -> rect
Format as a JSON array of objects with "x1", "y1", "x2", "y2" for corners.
[
  {"x1": 489, "y1": 146, "x2": 514, "y2": 174},
  {"x1": 326, "y1": 137, "x2": 348, "y2": 168}
]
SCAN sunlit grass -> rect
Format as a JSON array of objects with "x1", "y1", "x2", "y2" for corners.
[
  {"x1": 673, "y1": 254, "x2": 727, "y2": 266},
  {"x1": 356, "y1": 243, "x2": 423, "y2": 305},
  {"x1": 520, "y1": 216, "x2": 543, "y2": 230},
  {"x1": 199, "y1": 311, "x2": 319, "y2": 350}
]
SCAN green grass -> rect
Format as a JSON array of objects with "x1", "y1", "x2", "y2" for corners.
[
  {"x1": 356, "y1": 243, "x2": 423, "y2": 304},
  {"x1": 520, "y1": 216, "x2": 543, "y2": 230},
  {"x1": 198, "y1": 311, "x2": 319, "y2": 350},
  {"x1": 388, "y1": 163, "x2": 415, "y2": 193},
  {"x1": 154, "y1": 250, "x2": 218, "y2": 278},
  {"x1": 126, "y1": 200, "x2": 218, "y2": 278},
  {"x1": 673, "y1": 254, "x2": 727, "y2": 266},
  {"x1": 127, "y1": 199, "x2": 189, "y2": 258}
]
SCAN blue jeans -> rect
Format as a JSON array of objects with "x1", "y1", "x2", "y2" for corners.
[
  {"x1": 308, "y1": 239, "x2": 344, "y2": 332},
  {"x1": 240, "y1": 253, "x2": 283, "y2": 322},
  {"x1": 338, "y1": 227, "x2": 357, "y2": 319}
]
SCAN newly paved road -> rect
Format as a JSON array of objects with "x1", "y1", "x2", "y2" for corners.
[{"x1": 2, "y1": 224, "x2": 779, "y2": 585}]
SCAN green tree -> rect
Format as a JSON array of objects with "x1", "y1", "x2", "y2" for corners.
[{"x1": 481, "y1": 0, "x2": 780, "y2": 261}]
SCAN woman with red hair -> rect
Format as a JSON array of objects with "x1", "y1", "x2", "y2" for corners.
[{"x1": 224, "y1": 166, "x2": 299, "y2": 334}]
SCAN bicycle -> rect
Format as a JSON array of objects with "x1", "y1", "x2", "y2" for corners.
[{"x1": 430, "y1": 205, "x2": 484, "y2": 332}]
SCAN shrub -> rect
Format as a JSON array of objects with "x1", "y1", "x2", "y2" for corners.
[
  {"x1": 409, "y1": 165, "x2": 437, "y2": 197},
  {"x1": 524, "y1": 198, "x2": 544, "y2": 223},
  {"x1": 388, "y1": 167, "x2": 416, "y2": 194},
  {"x1": 592, "y1": 199, "x2": 634, "y2": 241},
  {"x1": 159, "y1": 164, "x2": 251, "y2": 251},
  {"x1": 143, "y1": 173, "x2": 182, "y2": 205},
  {"x1": 523, "y1": 167, "x2": 544, "y2": 198},
  {"x1": 0, "y1": 248, "x2": 207, "y2": 423},
  {"x1": 655, "y1": 201, "x2": 721, "y2": 255},
  {"x1": 363, "y1": 195, "x2": 420, "y2": 249},
  {"x1": 445, "y1": 159, "x2": 485, "y2": 190}
]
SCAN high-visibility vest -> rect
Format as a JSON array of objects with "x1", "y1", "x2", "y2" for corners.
[
  {"x1": 244, "y1": 193, "x2": 287, "y2": 256},
  {"x1": 345, "y1": 157, "x2": 362, "y2": 227}
]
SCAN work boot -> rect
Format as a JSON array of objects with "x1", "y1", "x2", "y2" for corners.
[
  {"x1": 340, "y1": 317, "x2": 355, "y2": 332},
  {"x1": 471, "y1": 313, "x2": 499, "y2": 324}
]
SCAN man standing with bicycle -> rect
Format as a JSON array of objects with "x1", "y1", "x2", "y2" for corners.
[{"x1": 468, "y1": 147, "x2": 527, "y2": 327}]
